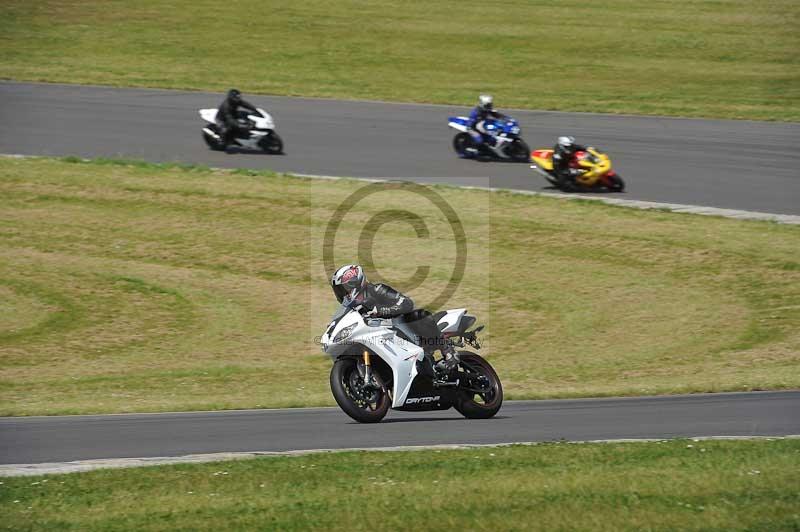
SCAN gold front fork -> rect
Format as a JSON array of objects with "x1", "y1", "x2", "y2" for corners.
[{"x1": 362, "y1": 349, "x2": 373, "y2": 384}]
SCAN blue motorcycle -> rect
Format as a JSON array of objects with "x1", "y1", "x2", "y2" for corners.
[{"x1": 447, "y1": 115, "x2": 530, "y2": 162}]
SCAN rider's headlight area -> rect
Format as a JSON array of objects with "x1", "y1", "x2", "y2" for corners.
[{"x1": 333, "y1": 323, "x2": 357, "y2": 343}]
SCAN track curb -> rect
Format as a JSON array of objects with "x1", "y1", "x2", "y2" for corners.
[{"x1": 2, "y1": 435, "x2": 797, "y2": 477}]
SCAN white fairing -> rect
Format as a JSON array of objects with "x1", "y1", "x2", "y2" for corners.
[
  {"x1": 249, "y1": 108, "x2": 275, "y2": 130},
  {"x1": 447, "y1": 116, "x2": 469, "y2": 133},
  {"x1": 321, "y1": 308, "x2": 424, "y2": 408},
  {"x1": 199, "y1": 109, "x2": 219, "y2": 123},
  {"x1": 199, "y1": 108, "x2": 274, "y2": 129},
  {"x1": 199, "y1": 108, "x2": 275, "y2": 149},
  {"x1": 447, "y1": 117, "x2": 470, "y2": 133},
  {"x1": 320, "y1": 306, "x2": 478, "y2": 409}
]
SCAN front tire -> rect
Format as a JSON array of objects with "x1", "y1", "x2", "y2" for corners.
[
  {"x1": 453, "y1": 352, "x2": 503, "y2": 419},
  {"x1": 330, "y1": 358, "x2": 390, "y2": 423},
  {"x1": 607, "y1": 174, "x2": 625, "y2": 192},
  {"x1": 506, "y1": 139, "x2": 531, "y2": 162},
  {"x1": 260, "y1": 132, "x2": 283, "y2": 154}
]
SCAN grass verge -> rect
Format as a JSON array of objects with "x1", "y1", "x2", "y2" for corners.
[
  {"x1": 1, "y1": 0, "x2": 798, "y2": 121},
  {"x1": 1, "y1": 439, "x2": 799, "y2": 531},
  {"x1": 0, "y1": 156, "x2": 799, "y2": 415}
]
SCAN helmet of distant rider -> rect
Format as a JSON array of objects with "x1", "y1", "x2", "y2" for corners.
[
  {"x1": 478, "y1": 94, "x2": 493, "y2": 111},
  {"x1": 557, "y1": 135, "x2": 576, "y2": 153},
  {"x1": 227, "y1": 88, "x2": 242, "y2": 105},
  {"x1": 331, "y1": 264, "x2": 368, "y2": 304}
]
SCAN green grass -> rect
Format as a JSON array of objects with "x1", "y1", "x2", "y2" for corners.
[
  {"x1": 0, "y1": 156, "x2": 798, "y2": 415},
  {"x1": 2, "y1": 439, "x2": 799, "y2": 531},
  {"x1": 1, "y1": 0, "x2": 798, "y2": 121}
]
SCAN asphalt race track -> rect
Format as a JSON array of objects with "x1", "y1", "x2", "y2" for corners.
[
  {"x1": 1, "y1": 83, "x2": 799, "y2": 466},
  {"x1": 1, "y1": 82, "x2": 799, "y2": 214},
  {"x1": 1, "y1": 392, "x2": 798, "y2": 465}
]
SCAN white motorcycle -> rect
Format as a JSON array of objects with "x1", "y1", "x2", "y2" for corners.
[
  {"x1": 320, "y1": 303, "x2": 503, "y2": 423},
  {"x1": 199, "y1": 108, "x2": 283, "y2": 153}
]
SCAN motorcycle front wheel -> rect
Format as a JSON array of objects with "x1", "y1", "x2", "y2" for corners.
[
  {"x1": 454, "y1": 352, "x2": 503, "y2": 419},
  {"x1": 607, "y1": 174, "x2": 625, "y2": 192},
  {"x1": 330, "y1": 357, "x2": 390, "y2": 423},
  {"x1": 260, "y1": 132, "x2": 284, "y2": 154},
  {"x1": 506, "y1": 139, "x2": 531, "y2": 162}
]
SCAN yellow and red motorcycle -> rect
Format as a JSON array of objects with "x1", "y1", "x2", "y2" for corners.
[{"x1": 530, "y1": 146, "x2": 625, "y2": 192}]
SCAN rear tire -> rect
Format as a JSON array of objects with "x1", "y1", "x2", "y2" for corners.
[
  {"x1": 607, "y1": 174, "x2": 625, "y2": 192},
  {"x1": 260, "y1": 132, "x2": 284, "y2": 154},
  {"x1": 453, "y1": 132, "x2": 476, "y2": 157},
  {"x1": 453, "y1": 352, "x2": 503, "y2": 419},
  {"x1": 506, "y1": 139, "x2": 531, "y2": 162},
  {"x1": 330, "y1": 358, "x2": 390, "y2": 423},
  {"x1": 202, "y1": 127, "x2": 225, "y2": 151}
]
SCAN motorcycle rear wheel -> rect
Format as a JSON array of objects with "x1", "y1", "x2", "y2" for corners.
[
  {"x1": 454, "y1": 352, "x2": 503, "y2": 419},
  {"x1": 202, "y1": 126, "x2": 225, "y2": 151},
  {"x1": 330, "y1": 357, "x2": 390, "y2": 423},
  {"x1": 452, "y1": 132, "x2": 476, "y2": 157}
]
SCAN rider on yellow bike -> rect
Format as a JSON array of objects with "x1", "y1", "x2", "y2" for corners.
[{"x1": 552, "y1": 136, "x2": 587, "y2": 191}]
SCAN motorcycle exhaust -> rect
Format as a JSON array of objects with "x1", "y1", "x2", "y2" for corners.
[
  {"x1": 530, "y1": 165, "x2": 555, "y2": 179},
  {"x1": 202, "y1": 128, "x2": 221, "y2": 140}
]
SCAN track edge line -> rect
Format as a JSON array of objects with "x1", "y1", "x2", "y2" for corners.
[{"x1": 3, "y1": 435, "x2": 798, "y2": 477}]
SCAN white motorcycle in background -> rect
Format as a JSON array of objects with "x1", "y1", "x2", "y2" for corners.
[
  {"x1": 199, "y1": 108, "x2": 283, "y2": 154},
  {"x1": 320, "y1": 302, "x2": 503, "y2": 423}
]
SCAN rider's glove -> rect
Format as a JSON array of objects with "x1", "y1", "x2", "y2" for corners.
[{"x1": 365, "y1": 306, "x2": 379, "y2": 317}]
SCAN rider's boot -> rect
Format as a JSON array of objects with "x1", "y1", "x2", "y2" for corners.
[
  {"x1": 557, "y1": 173, "x2": 577, "y2": 192},
  {"x1": 217, "y1": 127, "x2": 230, "y2": 151},
  {"x1": 434, "y1": 344, "x2": 460, "y2": 375}
]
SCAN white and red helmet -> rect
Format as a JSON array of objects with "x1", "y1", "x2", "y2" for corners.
[{"x1": 331, "y1": 264, "x2": 367, "y2": 304}]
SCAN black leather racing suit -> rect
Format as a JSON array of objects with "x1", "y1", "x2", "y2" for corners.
[
  {"x1": 357, "y1": 283, "x2": 447, "y2": 355},
  {"x1": 552, "y1": 143, "x2": 587, "y2": 189},
  {"x1": 217, "y1": 97, "x2": 258, "y2": 145},
  {"x1": 356, "y1": 283, "x2": 413, "y2": 318}
]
